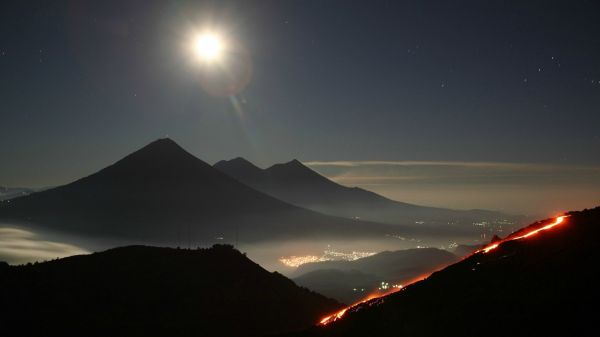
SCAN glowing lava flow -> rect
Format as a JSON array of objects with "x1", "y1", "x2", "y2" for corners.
[
  {"x1": 318, "y1": 215, "x2": 568, "y2": 326},
  {"x1": 476, "y1": 215, "x2": 567, "y2": 254},
  {"x1": 319, "y1": 289, "x2": 400, "y2": 325},
  {"x1": 319, "y1": 274, "x2": 429, "y2": 325}
]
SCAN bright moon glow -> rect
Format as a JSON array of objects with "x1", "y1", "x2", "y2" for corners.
[{"x1": 195, "y1": 34, "x2": 223, "y2": 62}]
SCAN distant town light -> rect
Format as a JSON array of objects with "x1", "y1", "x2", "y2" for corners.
[{"x1": 279, "y1": 248, "x2": 377, "y2": 268}]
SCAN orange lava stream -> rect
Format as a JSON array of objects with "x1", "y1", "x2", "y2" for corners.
[
  {"x1": 318, "y1": 215, "x2": 568, "y2": 326},
  {"x1": 319, "y1": 291, "x2": 394, "y2": 325},
  {"x1": 476, "y1": 215, "x2": 566, "y2": 254},
  {"x1": 319, "y1": 275, "x2": 427, "y2": 325}
]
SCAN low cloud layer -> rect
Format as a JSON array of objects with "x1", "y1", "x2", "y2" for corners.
[
  {"x1": 0, "y1": 227, "x2": 88, "y2": 265},
  {"x1": 305, "y1": 161, "x2": 600, "y2": 216}
]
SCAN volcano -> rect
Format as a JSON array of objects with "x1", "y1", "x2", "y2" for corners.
[
  {"x1": 0, "y1": 139, "x2": 392, "y2": 243},
  {"x1": 214, "y1": 157, "x2": 520, "y2": 232},
  {"x1": 282, "y1": 207, "x2": 600, "y2": 337}
]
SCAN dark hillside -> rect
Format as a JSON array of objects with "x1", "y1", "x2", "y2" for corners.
[{"x1": 0, "y1": 244, "x2": 342, "y2": 337}]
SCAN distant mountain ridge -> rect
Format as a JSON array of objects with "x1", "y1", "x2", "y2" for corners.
[
  {"x1": 214, "y1": 157, "x2": 520, "y2": 232},
  {"x1": 0, "y1": 186, "x2": 36, "y2": 201},
  {"x1": 293, "y1": 248, "x2": 458, "y2": 278},
  {"x1": 293, "y1": 248, "x2": 458, "y2": 303},
  {"x1": 294, "y1": 269, "x2": 379, "y2": 304},
  {"x1": 0, "y1": 139, "x2": 396, "y2": 243},
  {"x1": 0, "y1": 244, "x2": 342, "y2": 337}
]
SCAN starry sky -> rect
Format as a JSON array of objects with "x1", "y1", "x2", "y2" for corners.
[{"x1": 1, "y1": 0, "x2": 599, "y2": 214}]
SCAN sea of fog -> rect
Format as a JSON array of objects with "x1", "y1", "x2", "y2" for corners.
[{"x1": 0, "y1": 221, "x2": 484, "y2": 281}]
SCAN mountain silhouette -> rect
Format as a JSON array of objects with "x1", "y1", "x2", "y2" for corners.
[
  {"x1": 293, "y1": 248, "x2": 457, "y2": 279},
  {"x1": 214, "y1": 157, "x2": 520, "y2": 233},
  {"x1": 0, "y1": 186, "x2": 36, "y2": 201},
  {"x1": 294, "y1": 269, "x2": 379, "y2": 304},
  {"x1": 0, "y1": 139, "x2": 396, "y2": 243},
  {"x1": 282, "y1": 207, "x2": 600, "y2": 337},
  {"x1": 0, "y1": 244, "x2": 342, "y2": 337},
  {"x1": 293, "y1": 248, "x2": 458, "y2": 303}
]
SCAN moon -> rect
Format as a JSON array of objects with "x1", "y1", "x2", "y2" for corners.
[
  {"x1": 188, "y1": 30, "x2": 253, "y2": 96},
  {"x1": 194, "y1": 33, "x2": 223, "y2": 63}
]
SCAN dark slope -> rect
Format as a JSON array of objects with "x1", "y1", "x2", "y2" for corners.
[
  {"x1": 214, "y1": 158, "x2": 519, "y2": 232},
  {"x1": 285, "y1": 207, "x2": 600, "y2": 337},
  {"x1": 0, "y1": 244, "x2": 342, "y2": 337},
  {"x1": 293, "y1": 248, "x2": 458, "y2": 303},
  {"x1": 0, "y1": 139, "x2": 394, "y2": 243}
]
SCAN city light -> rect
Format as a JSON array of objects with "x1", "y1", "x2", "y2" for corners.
[{"x1": 279, "y1": 248, "x2": 377, "y2": 268}]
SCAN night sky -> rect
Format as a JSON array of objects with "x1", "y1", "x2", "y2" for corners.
[{"x1": 1, "y1": 0, "x2": 599, "y2": 214}]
